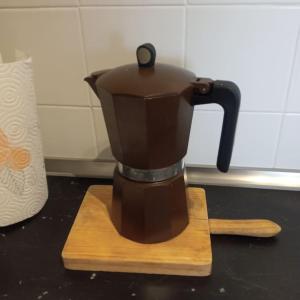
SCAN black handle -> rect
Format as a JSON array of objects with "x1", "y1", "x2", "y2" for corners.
[{"x1": 192, "y1": 79, "x2": 241, "y2": 172}]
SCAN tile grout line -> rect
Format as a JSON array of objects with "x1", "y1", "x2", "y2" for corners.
[
  {"x1": 77, "y1": 6, "x2": 99, "y2": 157},
  {"x1": 77, "y1": 6, "x2": 91, "y2": 105},
  {"x1": 182, "y1": 1, "x2": 187, "y2": 68},
  {"x1": 2, "y1": 3, "x2": 300, "y2": 9},
  {"x1": 0, "y1": 6, "x2": 77, "y2": 9},
  {"x1": 0, "y1": 5, "x2": 185, "y2": 10},
  {"x1": 273, "y1": 25, "x2": 300, "y2": 168},
  {"x1": 193, "y1": 108, "x2": 290, "y2": 115},
  {"x1": 187, "y1": 1, "x2": 300, "y2": 8},
  {"x1": 37, "y1": 103, "x2": 300, "y2": 115}
]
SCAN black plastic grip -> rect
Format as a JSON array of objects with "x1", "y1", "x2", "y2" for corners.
[{"x1": 192, "y1": 80, "x2": 241, "y2": 172}]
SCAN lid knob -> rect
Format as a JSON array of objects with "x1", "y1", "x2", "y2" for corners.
[{"x1": 136, "y1": 43, "x2": 156, "y2": 67}]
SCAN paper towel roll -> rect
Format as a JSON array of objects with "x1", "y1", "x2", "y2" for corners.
[{"x1": 0, "y1": 56, "x2": 48, "y2": 226}]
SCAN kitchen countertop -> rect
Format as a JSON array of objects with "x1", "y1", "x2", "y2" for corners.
[{"x1": 0, "y1": 176, "x2": 299, "y2": 300}]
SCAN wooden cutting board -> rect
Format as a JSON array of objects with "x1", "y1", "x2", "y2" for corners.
[
  {"x1": 62, "y1": 185, "x2": 212, "y2": 276},
  {"x1": 62, "y1": 185, "x2": 281, "y2": 276}
]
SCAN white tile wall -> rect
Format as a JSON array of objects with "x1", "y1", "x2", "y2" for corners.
[
  {"x1": 92, "y1": 108, "x2": 114, "y2": 160},
  {"x1": 186, "y1": 6, "x2": 300, "y2": 112},
  {"x1": 275, "y1": 114, "x2": 300, "y2": 170},
  {"x1": 80, "y1": 0, "x2": 184, "y2": 5},
  {"x1": 0, "y1": 2, "x2": 300, "y2": 170},
  {"x1": 231, "y1": 113, "x2": 281, "y2": 168},
  {"x1": 286, "y1": 30, "x2": 300, "y2": 113},
  {"x1": 38, "y1": 106, "x2": 97, "y2": 159},
  {"x1": 185, "y1": 111, "x2": 223, "y2": 166},
  {"x1": 186, "y1": 111, "x2": 281, "y2": 168},
  {"x1": 0, "y1": 0, "x2": 79, "y2": 7},
  {"x1": 0, "y1": 8, "x2": 89, "y2": 106},
  {"x1": 80, "y1": 6, "x2": 185, "y2": 106}
]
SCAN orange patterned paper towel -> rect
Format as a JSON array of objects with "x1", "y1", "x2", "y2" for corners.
[{"x1": 0, "y1": 57, "x2": 48, "y2": 226}]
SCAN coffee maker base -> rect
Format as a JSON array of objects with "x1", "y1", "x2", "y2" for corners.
[
  {"x1": 62, "y1": 185, "x2": 212, "y2": 276},
  {"x1": 112, "y1": 168, "x2": 189, "y2": 244}
]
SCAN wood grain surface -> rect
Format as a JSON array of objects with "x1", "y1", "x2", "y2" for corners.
[
  {"x1": 62, "y1": 185, "x2": 212, "y2": 276},
  {"x1": 209, "y1": 219, "x2": 281, "y2": 237}
]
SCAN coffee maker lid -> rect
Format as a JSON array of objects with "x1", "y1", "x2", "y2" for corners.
[{"x1": 96, "y1": 43, "x2": 196, "y2": 98}]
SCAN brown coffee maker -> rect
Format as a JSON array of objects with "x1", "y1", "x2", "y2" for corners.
[{"x1": 85, "y1": 43, "x2": 240, "y2": 244}]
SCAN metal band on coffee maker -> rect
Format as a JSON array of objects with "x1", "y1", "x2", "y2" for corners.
[{"x1": 117, "y1": 160, "x2": 184, "y2": 182}]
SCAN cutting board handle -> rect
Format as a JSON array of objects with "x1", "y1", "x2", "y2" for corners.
[{"x1": 208, "y1": 219, "x2": 281, "y2": 237}]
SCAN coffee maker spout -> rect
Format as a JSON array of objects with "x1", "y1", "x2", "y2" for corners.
[
  {"x1": 84, "y1": 74, "x2": 98, "y2": 96},
  {"x1": 84, "y1": 69, "x2": 110, "y2": 97}
]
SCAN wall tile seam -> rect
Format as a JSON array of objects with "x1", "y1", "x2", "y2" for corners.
[
  {"x1": 0, "y1": 6, "x2": 79, "y2": 10},
  {"x1": 79, "y1": 4, "x2": 186, "y2": 7},
  {"x1": 3, "y1": 3, "x2": 300, "y2": 9},
  {"x1": 77, "y1": 7, "x2": 92, "y2": 107},
  {"x1": 37, "y1": 105, "x2": 300, "y2": 119},
  {"x1": 44, "y1": 155, "x2": 100, "y2": 160},
  {"x1": 282, "y1": 26, "x2": 300, "y2": 115},
  {"x1": 37, "y1": 104, "x2": 92, "y2": 109},
  {"x1": 37, "y1": 104, "x2": 91, "y2": 108},
  {"x1": 0, "y1": 6, "x2": 78, "y2": 10},
  {"x1": 187, "y1": 3, "x2": 300, "y2": 6},
  {"x1": 183, "y1": 4, "x2": 187, "y2": 69},
  {"x1": 193, "y1": 108, "x2": 291, "y2": 115},
  {"x1": 183, "y1": 3, "x2": 188, "y2": 70},
  {"x1": 76, "y1": 6, "x2": 99, "y2": 156},
  {"x1": 273, "y1": 26, "x2": 300, "y2": 168},
  {"x1": 283, "y1": 112, "x2": 300, "y2": 116},
  {"x1": 0, "y1": 5, "x2": 185, "y2": 10},
  {"x1": 78, "y1": 5, "x2": 186, "y2": 9},
  {"x1": 90, "y1": 108, "x2": 105, "y2": 157},
  {"x1": 87, "y1": 106, "x2": 99, "y2": 159}
]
